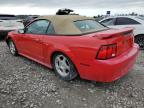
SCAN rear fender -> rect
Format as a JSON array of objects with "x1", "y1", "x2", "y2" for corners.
[{"x1": 46, "y1": 45, "x2": 79, "y2": 70}]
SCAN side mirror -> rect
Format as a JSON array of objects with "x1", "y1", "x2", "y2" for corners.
[{"x1": 18, "y1": 29, "x2": 24, "y2": 34}]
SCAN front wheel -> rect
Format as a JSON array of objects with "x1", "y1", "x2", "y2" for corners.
[
  {"x1": 8, "y1": 39, "x2": 18, "y2": 56},
  {"x1": 135, "y1": 35, "x2": 144, "y2": 49},
  {"x1": 52, "y1": 53, "x2": 78, "y2": 81}
]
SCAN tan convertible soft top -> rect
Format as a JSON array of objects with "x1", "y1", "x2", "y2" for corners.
[{"x1": 38, "y1": 15, "x2": 94, "y2": 35}]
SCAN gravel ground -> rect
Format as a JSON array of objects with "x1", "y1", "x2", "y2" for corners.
[{"x1": 0, "y1": 41, "x2": 144, "y2": 108}]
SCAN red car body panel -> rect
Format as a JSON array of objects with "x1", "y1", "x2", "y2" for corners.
[
  {"x1": 78, "y1": 44, "x2": 139, "y2": 82},
  {"x1": 7, "y1": 28, "x2": 139, "y2": 82}
]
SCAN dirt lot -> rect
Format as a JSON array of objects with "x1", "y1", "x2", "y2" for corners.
[{"x1": 0, "y1": 41, "x2": 144, "y2": 108}]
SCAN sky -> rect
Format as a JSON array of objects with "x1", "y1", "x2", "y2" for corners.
[{"x1": 0, "y1": 0, "x2": 144, "y2": 16}]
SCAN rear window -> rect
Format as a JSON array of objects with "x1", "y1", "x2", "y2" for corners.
[
  {"x1": 74, "y1": 20, "x2": 107, "y2": 33},
  {"x1": 0, "y1": 15, "x2": 18, "y2": 20}
]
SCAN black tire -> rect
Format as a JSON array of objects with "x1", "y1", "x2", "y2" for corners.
[
  {"x1": 135, "y1": 35, "x2": 144, "y2": 50},
  {"x1": 8, "y1": 39, "x2": 18, "y2": 56},
  {"x1": 52, "y1": 53, "x2": 78, "y2": 81}
]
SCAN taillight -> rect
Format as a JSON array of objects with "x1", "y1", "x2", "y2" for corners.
[{"x1": 96, "y1": 44, "x2": 117, "y2": 60}]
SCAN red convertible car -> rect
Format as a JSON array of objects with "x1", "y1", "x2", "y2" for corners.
[{"x1": 6, "y1": 15, "x2": 139, "y2": 82}]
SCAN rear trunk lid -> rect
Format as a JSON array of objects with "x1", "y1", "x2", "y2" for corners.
[{"x1": 92, "y1": 28, "x2": 134, "y2": 56}]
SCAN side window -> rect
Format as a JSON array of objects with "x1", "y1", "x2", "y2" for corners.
[
  {"x1": 101, "y1": 18, "x2": 115, "y2": 26},
  {"x1": 26, "y1": 20, "x2": 50, "y2": 34},
  {"x1": 115, "y1": 17, "x2": 140, "y2": 25},
  {"x1": 47, "y1": 23, "x2": 55, "y2": 35}
]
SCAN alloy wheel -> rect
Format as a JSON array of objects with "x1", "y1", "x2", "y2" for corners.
[{"x1": 54, "y1": 55, "x2": 71, "y2": 77}]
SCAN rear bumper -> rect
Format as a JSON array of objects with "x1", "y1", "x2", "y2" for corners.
[{"x1": 78, "y1": 44, "x2": 139, "y2": 82}]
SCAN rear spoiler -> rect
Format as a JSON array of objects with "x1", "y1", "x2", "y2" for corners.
[{"x1": 93, "y1": 27, "x2": 134, "y2": 39}]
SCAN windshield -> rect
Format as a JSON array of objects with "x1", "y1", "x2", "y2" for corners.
[
  {"x1": 0, "y1": 15, "x2": 18, "y2": 20},
  {"x1": 74, "y1": 20, "x2": 108, "y2": 34}
]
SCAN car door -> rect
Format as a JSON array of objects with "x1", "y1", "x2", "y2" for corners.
[{"x1": 16, "y1": 20, "x2": 50, "y2": 62}]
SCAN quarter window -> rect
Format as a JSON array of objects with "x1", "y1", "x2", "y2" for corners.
[
  {"x1": 115, "y1": 17, "x2": 140, "y2": 25},
  {"x1": 101, "y1": 18, "x2": 115, "y2": 26},
  {"x1": 47, "y1": 23, "x2": 55, "y2": 35},
  {"x1": 26, "y1": 20, "x2": 50, "y2": 34}
]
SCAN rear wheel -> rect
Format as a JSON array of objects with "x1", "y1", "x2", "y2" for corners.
[
  {"x1": 8, "y1": 39, "x2": 18, "y2": 56},
  {"x1": 52, "y1": 53, "x2": 78, "y2": 81},
  {"x1": 135, "y1": 35, "x2": 144, "y2": 49}
]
